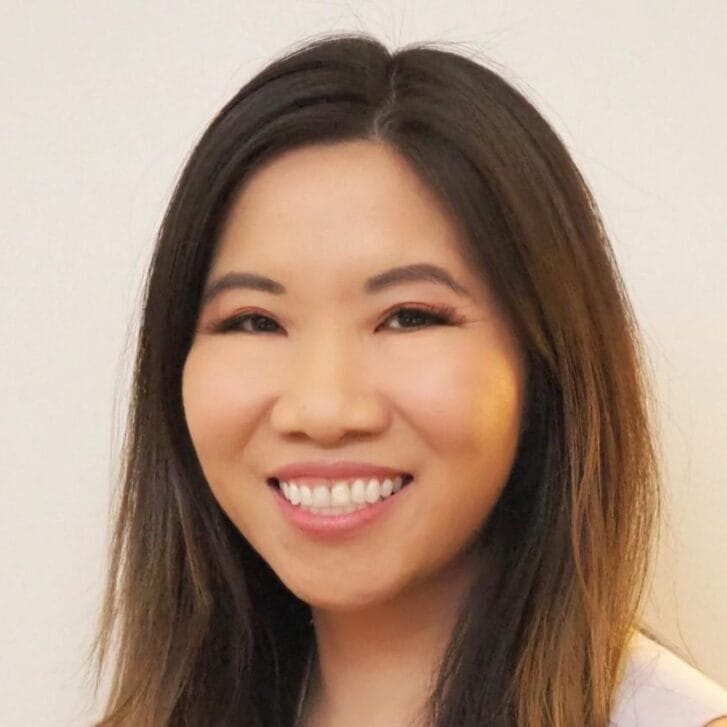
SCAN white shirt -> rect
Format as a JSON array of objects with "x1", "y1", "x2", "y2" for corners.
[
  {"x1": 294, "y1": 630, "x2": 726, "y2": 725},
  {"x1": 611, "y1": 631, "x2": 727, "y2": 726}
]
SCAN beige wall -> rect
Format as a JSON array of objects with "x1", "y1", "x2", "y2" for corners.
[{"x1": 2, "y1": 2, "x2": 724, "y2": 724}]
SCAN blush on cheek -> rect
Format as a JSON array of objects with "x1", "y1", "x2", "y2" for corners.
[
  {"x1": 401, "y1": 350, "x2": 523, "y2": 460},
  {"x1": 383, "y1": 354, "x2": 484, "y2": 447},
  {"x1": 182, "y1": 354, "x2": 269, "y2": 458},
  {"x1": 182, "y1": 379, "x2": 223, "y2": 444}
]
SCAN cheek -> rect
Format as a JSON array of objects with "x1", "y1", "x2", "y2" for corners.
[
  {"x1": 380, "y1": 340, "x2": 525, "y2": 458},
  {"x1": 182, "y1": 332, "x2": 525, "y2": 468},
  {"x1": 181, "y1": 344, "x2": 281, "y2": 462}
]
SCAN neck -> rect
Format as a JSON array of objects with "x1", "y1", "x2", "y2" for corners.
[{"x1": 299, "y1": 547, "x2": 487, "y2": 727}]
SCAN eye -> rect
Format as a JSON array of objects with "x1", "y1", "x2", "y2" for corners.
[
  {"x1": 380, "y1": 305, "x2": 458, "y2": 331},
  {"x1": 210, "y1": 304, "x2": 459, "y2": 335},
  {"x1": 212, "y1": 312, "x2": 282, "y2": 334}
]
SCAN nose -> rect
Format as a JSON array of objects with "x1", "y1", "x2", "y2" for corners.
[{"x1": 268, "y1": 331, "x2": 389, "y2": 445}]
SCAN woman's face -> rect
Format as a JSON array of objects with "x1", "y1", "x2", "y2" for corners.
[{"x1": 182, "y1": 140, "x2": 527, "y2": 611}]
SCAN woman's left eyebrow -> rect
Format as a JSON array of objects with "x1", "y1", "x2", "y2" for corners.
[
  {"x1": 364, "y1": 263, "x2": 472, "y2": 299},
  {"x1": 201, "y1": 262, "x2": 472, "y2": 306}
]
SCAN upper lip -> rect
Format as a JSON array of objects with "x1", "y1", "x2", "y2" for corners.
[{"x1": 269, "y1": 461, "x2": 411, "y2": 482}]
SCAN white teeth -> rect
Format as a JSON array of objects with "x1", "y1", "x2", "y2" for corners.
[
  {"x1": 330, "y1": 480, "x2": 351, "y2": 506},
  {"x1": 299, "y1": 485, "x2": 312, "y2": 506},
  {"x1": 312, "y1": 485, "x2": 331, "y2": 507},
  {"x1": 365, "y1": 478, "x2": 380, "y2": 503},
  {"x1": 278, "y1": 474, "x2": 408, "y2": 515},
  {"x1": 351, "y1": 478, "x2": 367, "y2": 504}
]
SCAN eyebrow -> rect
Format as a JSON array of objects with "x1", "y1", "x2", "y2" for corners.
[{"x1": 201, "y1": 262, "x2": 473, "y2": 305}]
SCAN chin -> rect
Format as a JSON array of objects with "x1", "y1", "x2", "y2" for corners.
[{"x1": 284, "y1": 574, "x2": 400, "y2": 613}]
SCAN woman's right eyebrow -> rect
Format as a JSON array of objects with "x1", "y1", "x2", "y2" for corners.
[
  {"x1": 202, "y1": 271, "x2": 284, "y2": 305},
  {"x1": 201, "y1": 262, "x2": 472, "y2": 306}
]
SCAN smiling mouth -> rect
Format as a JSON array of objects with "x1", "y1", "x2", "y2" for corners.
[
  {"x1": 267, "y1": 473, "x2": 414, "y2": 512},
  {"x1": 268, "y1": 473, "x2": 417, "y2": 531}
]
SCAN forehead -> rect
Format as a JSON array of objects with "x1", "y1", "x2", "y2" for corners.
[
  {"x1": 205, "y1": 141, "x2": 510, "y2": 321},
  {"x1": 213, "y1": 141, "x2": 473, "y2": 277}
]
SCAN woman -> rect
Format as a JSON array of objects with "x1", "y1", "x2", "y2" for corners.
[{"x1": 89, "y1": 33, "x2": 727, "y2": 726}]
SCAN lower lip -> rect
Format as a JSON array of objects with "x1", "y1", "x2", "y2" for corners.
[{"x1": 270, "y1": 479, "x2": 413, "y2": 539}]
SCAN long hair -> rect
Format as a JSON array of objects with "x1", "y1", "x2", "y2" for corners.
[{"x1": 88, "y1": 32, "x2": 661, "y2": 726}]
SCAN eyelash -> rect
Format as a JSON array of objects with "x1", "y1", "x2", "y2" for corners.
[{"x1": 210, "y1": 304, "x2": 460, "y2": 335}]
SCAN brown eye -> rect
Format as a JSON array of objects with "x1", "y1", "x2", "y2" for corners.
[
  {"x1": 214, "y1": 313, "x2": 281, "y2": 334},
  {"x1": 211, "y1": 305, "x2": 459, "y2": 334},
  {"x1": 382, "y1": 306, "x2": 456, "y2": 331}
]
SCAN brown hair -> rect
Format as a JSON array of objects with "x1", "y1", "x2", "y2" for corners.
[{"x1": 87, "y1": 32, "x2": 661, "y2": 725}]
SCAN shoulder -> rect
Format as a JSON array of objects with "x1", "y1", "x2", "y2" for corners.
[{"x1": 611, "y1": 630, "x2": 727, "y2": 727}]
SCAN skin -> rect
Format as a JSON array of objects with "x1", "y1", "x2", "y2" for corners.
[{"x1": 182, "y1": 140, "x2": 528, "y2": 726}]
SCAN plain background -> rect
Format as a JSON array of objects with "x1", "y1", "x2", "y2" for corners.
[{"x1": 2, "y1": 1, "x2": 725, "y2": 724}]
